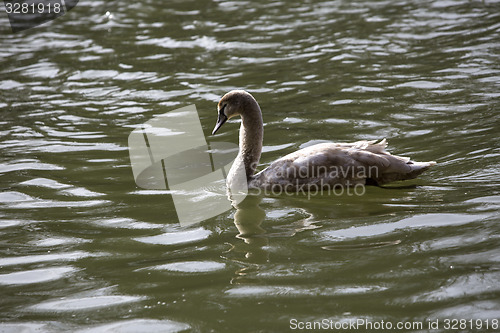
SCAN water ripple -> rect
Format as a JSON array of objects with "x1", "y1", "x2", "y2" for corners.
[
  {"x1": 29, "y1": 295, "x2": 144, "y2": 311},
  {"x1": 0, "y1": 266, "x2": 77, "y2": 285},
  {"x1": 144, "y1": 260, "x2": 226, "y2": 273},
  {"x1": 134, "y1": 227, "x2": 212, "y2": 245},
  {"x1": 0, "y1": 251, "x2": 100, "y2": 267},
  {"x1": 225, "y1": 285, "x2": 387, "y2": 297},
  {"x1": 77, "y1": 319, "x2": 190, "y2": 333}
]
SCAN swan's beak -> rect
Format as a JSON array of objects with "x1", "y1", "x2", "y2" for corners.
[{"x1": 212, "y1": 108, "x2": 228, "y2": 135}]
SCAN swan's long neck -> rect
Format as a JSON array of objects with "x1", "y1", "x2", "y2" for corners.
[{"x1": 236, "y1": 105, "x2": 263, "y2": 180}]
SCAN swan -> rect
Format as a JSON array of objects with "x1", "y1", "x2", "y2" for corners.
[{"x1": 212, "y1": 90, "x2": 435, "y2": 192}]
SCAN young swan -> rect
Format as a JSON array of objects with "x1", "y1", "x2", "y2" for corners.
[{"x1": 212, "y1": 90, "x2": 435, "y2": 192}]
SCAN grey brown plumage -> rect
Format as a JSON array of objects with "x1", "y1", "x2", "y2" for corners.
[{"x1": 212, "y1": 90, "x2": 435, "y2": 192}]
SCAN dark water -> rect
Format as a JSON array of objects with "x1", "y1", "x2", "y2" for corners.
[{"x1": 1, "y1": 0, "x2": 500, "y2": 331}]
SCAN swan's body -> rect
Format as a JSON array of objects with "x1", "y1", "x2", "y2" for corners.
[{"x1": 212, "y1": 90, "x2": 435, "y2": 191}]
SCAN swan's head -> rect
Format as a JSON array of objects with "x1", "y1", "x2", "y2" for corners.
[{"x1": 212, "y1": 90, "x2": 257, "y2": 135}]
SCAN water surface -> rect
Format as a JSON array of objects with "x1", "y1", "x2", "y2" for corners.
[{"x1": 1, "y1": 0, "x2": 500, "y2": 331}]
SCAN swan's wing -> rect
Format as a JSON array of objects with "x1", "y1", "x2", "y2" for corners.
[
  {"x1": 253, "y1": 142, "x2": 373, "y2": 187},
  {"x1": 252, "y1": 140, "x2": 435, "y2": 188}
]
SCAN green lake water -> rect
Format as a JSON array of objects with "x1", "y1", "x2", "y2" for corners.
[{"x1": 1, "y1": 0, "x2": 500, "y2": 331}]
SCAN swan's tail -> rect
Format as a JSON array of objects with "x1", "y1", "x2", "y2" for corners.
[
  {"x1": 360, "y1": 139, "x2": 435, "y2": 184},
  {"x1": 375, "y1": 160, "x2": 436, "y2": 184},
  {"x1": 409, "y1": 160, "x2": 437, "y2": 173}
]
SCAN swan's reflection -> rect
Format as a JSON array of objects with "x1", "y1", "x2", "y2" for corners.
[
  {"x1": 231, "y1": 193, "x2": 320, "y2": 239},
  {"x1": 233, "y1": 195, "x2": 266, "y2": 242},
  {"x1": 229, "y1": 194, "x2": 268, "y2": 264},
  {"x1": 222, "y1": 194, "x2": 266, "y2": 284},
  {"x1": 226, "y1": 193, "x2": 321, "y2": 284}
]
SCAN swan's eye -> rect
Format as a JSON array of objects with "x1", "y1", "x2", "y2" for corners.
[{"x1": 220, "y1": 104, "x2": 227, "y2": 116}]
